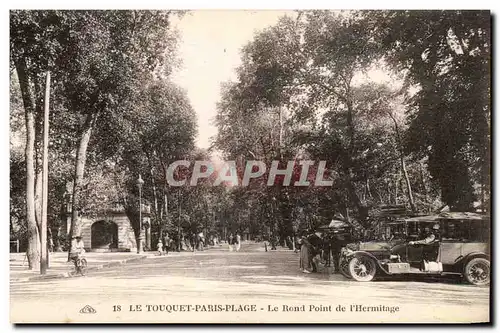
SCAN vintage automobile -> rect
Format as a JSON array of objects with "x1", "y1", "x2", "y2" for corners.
[{"x1": 339, "y1": 212, "x2": 490, "y2": 285}]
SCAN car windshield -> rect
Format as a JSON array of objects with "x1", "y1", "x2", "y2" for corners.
[
  {"x1": 404, "y1": 221, "x2": 435, "y2": 240},
  {"x1": 385, "y1": 223, "x2": 407, "y2": 240}
]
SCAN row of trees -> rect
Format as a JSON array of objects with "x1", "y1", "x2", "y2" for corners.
[
  {"x1": 212, "y1": 10, "x2": 490, "y2": 238},
  {"x1": 10, "y1": 10, "x2": 206, "y2": 268},
  {"x1": 10, "y1": 10, "x2": 490, "y2": 268}
]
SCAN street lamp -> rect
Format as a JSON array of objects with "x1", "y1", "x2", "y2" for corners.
[{"x1": 136, "y1": 174, "x2": 145, "y2": 254}]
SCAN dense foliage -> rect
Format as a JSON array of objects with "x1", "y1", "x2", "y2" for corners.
[{"x1": 10, "y1": 10, "x2": 490, "y2": 263}]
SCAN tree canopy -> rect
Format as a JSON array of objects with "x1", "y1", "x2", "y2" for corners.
[{"x1": 10, "y1": 10, "x2": 490, "y2": 260}]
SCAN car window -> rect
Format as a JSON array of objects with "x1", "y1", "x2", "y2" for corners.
[
  {"x1": 467, "y1": 221, "x2": 489, "y2": 242},
  {"x1": 441, "y1": 220, "x2": 489, "y2": 242}
]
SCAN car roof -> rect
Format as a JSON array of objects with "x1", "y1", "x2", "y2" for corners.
[{"x1": 404, "y1": 212, "x2": 489, "y2": 223}]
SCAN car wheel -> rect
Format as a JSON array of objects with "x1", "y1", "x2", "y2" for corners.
[
  {"x1": 348, "y1": 256, "x2": 376, "y2": 282},
  {"x1": 464, "y1": 258, "x2": 490, "y2": 286}
]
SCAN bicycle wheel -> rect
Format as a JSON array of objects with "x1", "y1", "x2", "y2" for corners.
[{"x1": 78, "y1": 258, "x2": 88, "y2": 276}]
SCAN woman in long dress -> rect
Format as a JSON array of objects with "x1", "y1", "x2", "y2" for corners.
[{"x1": 299, "y1": 236, "x2": 313, "y2": 273}]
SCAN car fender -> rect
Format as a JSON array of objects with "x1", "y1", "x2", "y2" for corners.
[
  {"x1": 454, "y1": 251, "x2": 490, "y2": 270},
  {"x1": 345, "y1": 251, "x2": 391, "y2": 275}
]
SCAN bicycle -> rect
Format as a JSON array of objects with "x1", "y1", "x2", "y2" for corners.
[{"x1": 72, "y1": 255, "x2": 87, "y2": 276}]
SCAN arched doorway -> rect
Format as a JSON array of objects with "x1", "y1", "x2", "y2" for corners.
[{"x1": 91, "y1": 220, "x2": 118, "y2": 250}]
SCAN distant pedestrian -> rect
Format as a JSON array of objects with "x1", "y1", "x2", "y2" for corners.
[
  {"x1": 191, "y1": 233, "x2": 197, "y2": 252},
  {"x1": 228, "y1": 233, "x2": 234, "y2": 251},
  {"x1": 294, "y1": 235, "x2": 301, "y2": 253},
  {"x1": 235, "y1": 232, "x2": 241, "y2": 252},
  {"x1": 298, "y1": 235, "x2": 313, "y2": 274},
  {"x1": 197, "y1": 232, "x2": 205, "y2": 251},
  {"x1": 308, "y1": 231, "x2": 323, "y2": 272},
  {"x1": 271, "y1": 234, "x2": 277, "y2": 250},
  {"x1": 157, "y1": 239, "x2": 163, "y2": 256},
  {"x1": 164, "y1": 234, "x2": 171, "y2": 255}
]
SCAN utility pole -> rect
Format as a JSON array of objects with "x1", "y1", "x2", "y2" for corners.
[
  {"x1": 136, "y1": 175, "x2": 144, "y2": 254},
  {"x1": 178, "y1": 189, "x2": 181, "y2": 252},
  {"x1": 41, "y1": 71, "x2": 51, "y2": 275}
]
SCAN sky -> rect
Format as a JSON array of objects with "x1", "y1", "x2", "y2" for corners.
[
  {"x1": 170, "y1": 10, "x2": 400, "y2": 150},
  {"x1": 170, "y1": 10, "x2": 296, "y2": 149}
]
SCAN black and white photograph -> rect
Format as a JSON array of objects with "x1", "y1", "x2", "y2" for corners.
[{"x1": 8, "y1": 8, "x2": 491, "y2": 323}]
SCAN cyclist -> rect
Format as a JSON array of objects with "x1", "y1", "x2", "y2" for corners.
[{"x1": 70, "y1": 235, "x2": 86, "y2": 272}]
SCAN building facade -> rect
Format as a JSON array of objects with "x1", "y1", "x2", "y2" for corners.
[{"x1": 66, "y1": 204, "x2": 151, "y2": 252}]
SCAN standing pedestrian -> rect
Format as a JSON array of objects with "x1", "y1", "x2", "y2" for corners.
[
  {"x1": 294, "y1": 235, "x2": 301, "y2": 253},
  {"x1": 198, "y1": 232, "x2": 205, "y2": 251},
  {"x1": 286, "y1": 236, "x2": 293, "y2": 250},
  {"x1": 164, "y1": 233, "x2": 171, "y2": 255},
  {"x1": 235, "y1": 232, "x2": 241, "y2": 252},
  {"x1": 228, "y1": 233, "x2": 234, "y2": 251},
  {"x1": 191, "y1": 233, "x2": 197, "y2": 252},
  {"x1": 271, "y1": 234, "x2": 277, "y2": 250},
  {"x1": 307, "y1": 231, "x2": 323, "y2": 272},
  {"x1": 157, "y1": 239, "x2": 163, "y2": 256},
  {"x1": 298, "y1": 234, "x2": 313, "y2": 273}
]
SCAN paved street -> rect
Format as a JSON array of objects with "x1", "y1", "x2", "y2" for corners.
[{"x1": 10, "y1": 242, "x2": 489, "y2": 323}]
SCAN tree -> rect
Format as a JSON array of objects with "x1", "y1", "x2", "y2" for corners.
[
  {"x1": 365, "y1": 10, "x2": 490, "y2": 211},
  {"x1": 10, "y1": 11, "x2": 65, "y2": 268},
  {"x1": 117, "y1": 79, "x2": 197, "y2": 250},
  {"x1": 56, "y1": 11, "x2": 179, "y2": 251},
  {"x1": 213, "y1": 11, "x2": 449, "y2": 238},
  {"x1": 10, "y1": 10, "x2": 181, "y2": 264}
]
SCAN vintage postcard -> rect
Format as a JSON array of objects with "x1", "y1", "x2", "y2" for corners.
[{"x1": 9, "y1": 9, "x2": 491, "y2": 324}]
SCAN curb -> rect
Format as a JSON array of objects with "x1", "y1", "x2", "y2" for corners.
[{"x1": 12, "y1": 255, "x2": 148, "y2": 282}]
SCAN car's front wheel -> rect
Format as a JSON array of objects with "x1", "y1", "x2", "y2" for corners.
[
  {"x1": 348, "y1": 256, "x2": 376, "y2": 282},
  {"x1": 464, "y1": 258, "x2": 490, "y2": 286}
]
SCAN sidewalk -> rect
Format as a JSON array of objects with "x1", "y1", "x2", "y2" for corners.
[{"x1": 10, "y1": 252, "x2": 150, "y2": 282}]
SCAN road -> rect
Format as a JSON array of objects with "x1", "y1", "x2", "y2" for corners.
[{"x1": 10, "y1": 242, "x2": 490, "y2": 323}]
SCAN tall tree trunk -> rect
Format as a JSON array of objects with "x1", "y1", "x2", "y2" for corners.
[
  {"x1": 146, "y1": 153, "x2": 161, "y2": 236},
  {"x1": 389, "y1": 112, "x2": 416, "y2": 213},
  {"x1": 35, "y1": 167, "x2": 43, "y2": 230},
  {"x1": 278, "y1": 107, "x2": 283, "y2": 160},
  {"x1": 68, "y1": 113, "x2": 97, "y2": 256},
  {"x1": 15, "y1": 60, "x2": 40, "y2": 269},
  {"x1": 419, "y1": 161, "x2": 429, "y2": 209},
  {"x1": 164, "y1": 192, "x2": 168, "y2": 221},
  {"x1": 395, "y1": 175, "x2": 399, "y2": 204},
  {"x1": 34, "y1": 81, "x2": 44, "y2": 235},
  {"x1": 343, "y1": 98, "x2": 369, "y2": 223},
  {"x1": 387, "y1": 180, "x2": 391, "y2": 204},
  {"x1": 150, "y1": 165, "x2": 159, "y2": 220}
]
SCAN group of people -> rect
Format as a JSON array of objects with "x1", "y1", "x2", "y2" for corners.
[
  {"x1": 156, "y1": 232, "x2": 205, "y2": 255},
  {"x1": 297, "y1": 224, "x2": 442, "y2": 274},
  {"x1": 297, "y1": 230, "x2": 351, "y2": 274},
  {"x1": 227, "y1": 232, "x2": 242, "y2": 252},
  {"x1": 156, "y1": 232, "x2": 230, "y2": 255}
]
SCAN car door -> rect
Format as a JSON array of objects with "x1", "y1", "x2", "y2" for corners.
[{"x1": 407, "y1": 244, "x2": 424, "y2": 264}]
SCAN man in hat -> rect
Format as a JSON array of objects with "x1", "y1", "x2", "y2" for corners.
[
  {"x1": 409, "y1": 224, "x2": 440, "y2": 246},
  {"x1": 409, "y1": 224, "x2": 440, "y2": 263},
  {"x1": 69, "y1": 235, "x2": 86, "y2": 271},
  {"x1": 307, "y1": 231, "x2": 323, "y2": 272}
]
